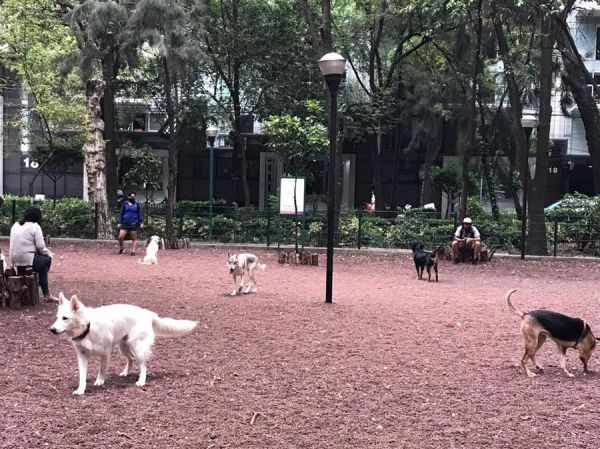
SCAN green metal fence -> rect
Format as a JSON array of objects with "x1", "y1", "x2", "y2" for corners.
[{"x1": 3, "y1": 198, "x2": 600, "y2": 257}]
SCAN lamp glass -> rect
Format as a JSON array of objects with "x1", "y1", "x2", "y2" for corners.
[
  {"x1": 318, "y1": 52, "x2": 346, "y2": 76},
  {"x1": 520, "y1": 115, "x2": 538, "y2": 129},
  {"x1": 206, "y1": 126, "x2": 219, "y2": 138}
]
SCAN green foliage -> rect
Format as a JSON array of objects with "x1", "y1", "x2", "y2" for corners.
[
  {"x1": 0, "y1": 196, "x2": 94, "y2": 238},
  {"x1": 122, "y1": 143, "x2": 162, "y2": 196},
  {"x1": 262, "y1": 100, "x2": 328, "y2": 176},
  {"x1": 431, "y1": 162, "x2": 478, "y2": 214},
  {"x1": 0, "y1": 0, "x2": 86, "y2": 143},
  {"x1": 30, "y1": 140, "x2": 84, "y2": 182}
]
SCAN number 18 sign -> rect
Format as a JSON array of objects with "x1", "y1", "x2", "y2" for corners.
[{"x1": 279, "y1": 177, "x2": 305, "y2": 215}]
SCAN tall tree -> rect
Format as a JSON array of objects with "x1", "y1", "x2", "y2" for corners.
[
  {"x1": 130, "y1": 0, "x2": 203, "y2": 245},
  {"x1": 0, "y1": 0, "x2": 86, "y2": 197},
  {"x1": 554, "y1": 6, "x2": 600, "y2": 194},
  {"x1": 62, "y1": 0, "x2": 135, "y2": 237},
  {"x1": 62, "y1": 0, "x2": 135, "y2": 208},
  {"x1": 200, "y1": 0, "x2": 315, "y2": 207}
]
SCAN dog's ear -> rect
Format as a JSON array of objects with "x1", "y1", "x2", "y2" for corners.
[
  {"x1": 227, "y1": 250, "x2": 231, "y2": 258},
  {"x1": 58, "y1": 292, "x2": 67, "y2": 304},
  {"x1": 70, "y1": 295, "x2": 80, "y2": 311}
]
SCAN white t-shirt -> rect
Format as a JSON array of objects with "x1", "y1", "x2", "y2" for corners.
[{"x1": 454, "y1": 225, "x2": 480, "y2": 239}]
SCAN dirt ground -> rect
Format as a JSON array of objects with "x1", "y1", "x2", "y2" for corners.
[{"x1": 1, "y1": 242, "x2": 600, "y2": 449}]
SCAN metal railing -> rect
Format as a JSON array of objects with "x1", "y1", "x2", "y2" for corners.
[{"x1": 3, "y1": 199, "x2": 600, "y2": 258}]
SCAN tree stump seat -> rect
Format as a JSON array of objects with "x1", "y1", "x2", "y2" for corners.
[{"x1": 0, "y1": 263, "x2": 41, "y2": 308}]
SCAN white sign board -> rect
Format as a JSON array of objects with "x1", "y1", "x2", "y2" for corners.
[{"x1": 279, "y1": 177, "x2": 305, "y2": 215}]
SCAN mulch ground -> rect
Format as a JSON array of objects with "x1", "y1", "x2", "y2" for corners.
[{"x1": 1, "y1": 242, "x2": 600, "y2": 448}]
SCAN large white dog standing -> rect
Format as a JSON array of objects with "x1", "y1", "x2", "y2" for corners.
[{"x1": 50, "y1": 292, "x2": 197, "y2": 395}]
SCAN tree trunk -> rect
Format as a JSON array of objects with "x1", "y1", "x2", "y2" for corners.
[
  {"x1": 102, "y1": 51, "x2": 118, "y2": 208},
  {"x1": 493, "y1": 18, "x2": 529, "y2": 217},
  {"x1": 556, "y1": 18, "x2": 600, "y2": 194},
  {"x1": 240, "y1": 131, "x2": 251, "y2": 206},
  {"x1": 371, "y1": 132, "x2": 385, "y2": 210},
  {"x1": 477, "y1": 90, "x2": 500, "y2": 220},
  {"x1": 231, "y1": 93, "x2": 244, "y2": 205},
  {"x1": 420, "y1": 116, "x2": 443, "y2": 206},
  {"x1": 83, "y1": 80, "x2": 111, "y2": 239},
  {"x1": 459, "y1": 0, "x2": 484, "y2": 221},
  {"x1": 527, "y1": 16, "x2": 554, "y2": 256},
  {"x1": 162, "y1": 59, "x2": 178, "y2": 247}
]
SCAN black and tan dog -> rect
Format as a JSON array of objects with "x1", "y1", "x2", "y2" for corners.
[
  {"x1": 412, "y1": 243, "x2": 445, "y2": 282},
  {"x1": 506, "y1": 289, "x2": 598, "y2": 378}
]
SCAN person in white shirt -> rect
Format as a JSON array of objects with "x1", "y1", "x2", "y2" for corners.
[
  {"x1": 451, "y1": 217, "x2": 481, "y2": 264},
  {"x1": 9, "y1": 206, "x2": 54, "y2": 302}
]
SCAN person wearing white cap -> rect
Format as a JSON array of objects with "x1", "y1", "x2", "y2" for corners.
[{"x1": 452, "y1": 217, "x2": 481, "y2": 264}]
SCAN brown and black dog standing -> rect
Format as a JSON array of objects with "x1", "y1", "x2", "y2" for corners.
[{"x1": 506, "y1": 289, "x2": 598, "y2": 378}]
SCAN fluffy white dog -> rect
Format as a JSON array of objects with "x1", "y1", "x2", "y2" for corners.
[
  {"x1": 139, "y1": 235, "x2": 160, "y2": 265},
  {"x1": 49, "y1": 292, "x2": 197, "y2": 395},
  {"x1": 226, "y1": 252, "x2": 266, "y2": 296}
]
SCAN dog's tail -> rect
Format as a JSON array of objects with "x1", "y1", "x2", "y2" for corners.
[
  {"x1": 505, "y1": 289, "x2": 524, "y2": 319},
  {"x1": 152, "y1": 316, "x2": 197, "y2": 338},
  {"x1": 258, "y1": 262, "x2": 266, "y2": 270}
]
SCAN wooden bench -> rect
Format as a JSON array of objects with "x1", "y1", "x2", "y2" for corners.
[{"x1": 0, "y1": 263, "x2": 41, "y2": 308}]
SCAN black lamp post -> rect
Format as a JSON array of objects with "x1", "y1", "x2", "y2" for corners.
[
  {"x1": 520, "y1": 115, "x2": 538, "y2": 260},
  {"x1": 318, "y1": 52, "x2": 346, "y2": 304},
  {"x1": 206, "y1": 126, "x2": 219, "y2": 240}
]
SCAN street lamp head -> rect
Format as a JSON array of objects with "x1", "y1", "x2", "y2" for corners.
[
  {"x1": 520, "y1": 115, "x2": 538, "y2": 129},
  {"x1": 319, "y1": 53, "x2": 346, "y2": 97},
  {"x1": 206, "y1": 125, "x2": 219, "y2": 147},
  {"x1": 318, "y1": 52, "x2": 346, "y2": 76}
]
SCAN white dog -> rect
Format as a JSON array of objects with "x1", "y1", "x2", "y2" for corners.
[
  {"x1": 0, "y1": 249, "x2": 5, "y2": 273},
  {"x1": 50, "y1": 292, "x2": 197, "y2": 395},
  {"x1": 139, "y1": 235, "x2": 160, "y2": 265},
  {"x1": 226, "y1": 252, "x2": 266, "y2": 296}
]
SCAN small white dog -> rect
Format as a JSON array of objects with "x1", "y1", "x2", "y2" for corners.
[
  {"x1": 0, "y1": 248, "x2": 5, "y2": 273},
  {"x1": 50, "y1": 292, "x2": 197, "y2": 395},
  {"x1": 226, "y1": 252, "x2": 266, "y2": 296},
  {"x1": 139, "y1": 235, "x2": 160, "y2": 265}
]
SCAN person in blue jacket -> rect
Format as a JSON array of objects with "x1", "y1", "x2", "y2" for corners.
[{"x1": 117, "y1": 191, "x2": 144, "y2": 256}]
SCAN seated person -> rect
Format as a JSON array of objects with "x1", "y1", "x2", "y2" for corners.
[
  {"x1": 9, "y1": 206, "x2": 54, "y2": 302},
  {"x1": 452, "y1": 217, "x2": 481, "y2": 264}
]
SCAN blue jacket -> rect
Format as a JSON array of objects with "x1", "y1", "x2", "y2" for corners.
[{"x1": 118, "y1": 201, "x2": 143, "y2": 226}]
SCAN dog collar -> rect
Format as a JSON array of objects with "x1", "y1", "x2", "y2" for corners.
[{"x1": 72, "y1": 322, "x2": 91, "y2": 341}]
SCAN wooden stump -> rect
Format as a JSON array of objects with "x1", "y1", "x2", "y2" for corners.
[
  {"x1": 311, "y1": 254, "x2": 319, "y2": 266},
  {"x1": 480, "y1": 249, "x2": 495, "y2": 262},
  {"x1": 2, "y1": 266, "x2": 40, "y2": 308},
  {"x1": 278, "y1": 252, "x2": 319, "y2": 266},
  {"x1": 0, "y1": 260, "x2": 8, "y2": 307}
]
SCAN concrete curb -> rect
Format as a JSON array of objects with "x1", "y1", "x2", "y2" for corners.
[{"x1": 1, "y1": 236, "x2": 598, "y2": 262}]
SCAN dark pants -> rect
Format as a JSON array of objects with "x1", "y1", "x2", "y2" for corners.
[{"x1": 32, "y1": 254, "x2": 52, "y2": 295}]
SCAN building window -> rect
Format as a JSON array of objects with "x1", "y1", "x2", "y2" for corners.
[
  {"x1": 148, "y1": 113, "x2": 164, "y2": 132},
  {"x1": 596, "y1": 27, "x2": 600, "y2": 60}
]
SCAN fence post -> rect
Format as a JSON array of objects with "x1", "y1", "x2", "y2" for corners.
[
  {"x1": 301, "y1": 213, "x2": 307, "y2": 251},
  {"x1": 11, "y1": 199, "x2": 16, "y2": 225},
  {"x1": 266, "y1": 207, "x2": 271, "y2": 247},
  {"x1": 553, "y1": 219, "x2": 558, "y2": 257},
  {"x1": 277, "y1": 214, "x2": 282, "y2": 250},
  {"x1": 178, "y1": 205, "x2": 184, "y2": 238},
  {"x1": 357, "y1": 211, "x2": 363, "y2": 249},
  {"x1": 94, "y1": 203, "x2": 99, "y2": 239}
]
